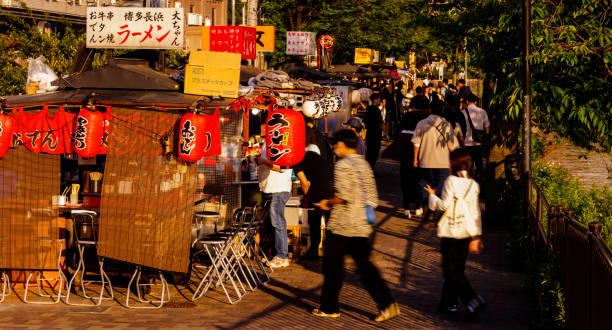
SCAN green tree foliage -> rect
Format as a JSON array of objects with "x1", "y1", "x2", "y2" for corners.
[
  {"x1": 0, "y1": 9, "x2": 84, "y2": 96},
  {"x1": 461, "y1": 0, "x2": 611, "y2": 150},
  {"x1": 262, "y1": 0, "x2": 611, "y2": 149},
  {"x1": 260, "y1": 0, "x2": 441, "y2": 65}
]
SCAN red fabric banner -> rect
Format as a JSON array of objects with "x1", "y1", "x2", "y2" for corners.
[{"x1": 9, "y1": 106, "x2": 111, "y2": 155}]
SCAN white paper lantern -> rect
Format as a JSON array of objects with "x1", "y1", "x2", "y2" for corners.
[{"x1": 302, "y1": 100, "x2": 317, "y2": 117}]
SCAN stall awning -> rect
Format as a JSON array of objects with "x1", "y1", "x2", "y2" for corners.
[{"x1": 4, "y1": 89, "x2": 233, "y2": 108}]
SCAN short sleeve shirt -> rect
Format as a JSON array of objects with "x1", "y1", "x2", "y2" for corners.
[
  {"x1": 411, "y1": 115, "x2": 459, "y2": 169},
  {"x1": 462, "y1": 105, "x2": 490, "y2": 146}
]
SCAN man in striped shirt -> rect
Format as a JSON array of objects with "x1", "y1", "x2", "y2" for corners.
[{"x1": 312, "y1": 129, "x2": 399, "y2": 322}]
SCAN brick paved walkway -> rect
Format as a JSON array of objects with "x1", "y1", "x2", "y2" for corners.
[{"x1": 0, "y1": 156, "x2": 529, "y2": 329}]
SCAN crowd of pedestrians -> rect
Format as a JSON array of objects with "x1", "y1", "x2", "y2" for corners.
[{"x1": 253, "y1": 78, "x2": 489, "y2": 323}]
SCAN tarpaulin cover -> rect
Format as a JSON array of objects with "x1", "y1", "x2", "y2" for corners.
[
  {"x1": 97, "y1": 107, "x2": 195, "y2": 273},
  {"x1": 0, "y1": 145, "x2": 61, "y2": 270}
]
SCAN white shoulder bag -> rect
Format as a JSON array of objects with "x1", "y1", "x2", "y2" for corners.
[{"x1": 437, "y1": 181, "x2": 475, "y2": 239}]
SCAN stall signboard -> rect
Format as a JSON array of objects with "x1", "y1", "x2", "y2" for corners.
[
  {"x1": 286, "y1": 31, "x2": 316, "y2": 55},
  {"x1": 184, "y1": 51, "x2": 241, "y2": 98},
  {"x1": 354, "y1": 48, "x2": 373, "y2": 64},
  {"x1": 209, "y1": 26, "x2": 257, "y2": 59},
  {"x1": 255, "y1": 26, "x2": 276, "y2": 52},
  {"x1": 86, "y1": 7, "x2": 184, "y2": 49},
  {"x1": 395, "y1": 60, "x2": 406, "y2": 69}
]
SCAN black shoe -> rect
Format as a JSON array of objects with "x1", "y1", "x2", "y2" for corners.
[
  {"x1": 464, "y1": 296, "x2": 485, "y2": 322},
  {"x1": 436, "y1": 304, "x2": 458, "y2": 314}
]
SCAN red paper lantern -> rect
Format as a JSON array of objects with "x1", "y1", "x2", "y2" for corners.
[
  {"x1": 74, "y1": 108, "x2": 104, "y2": 158},
  {"x1": 178, "y1": 108, "x2": 221, "y2": 163},
  {"x1": 265, "y1": 109, "x2": 305, "y2": 167},
  {"x1": 0, "y1": 113, "x2": 16, "y2": 158}
]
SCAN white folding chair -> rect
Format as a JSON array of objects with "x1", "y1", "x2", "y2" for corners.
[
  {"x1": 66, "y1": 210, "x2": 114, "y2": 306},
  {"x1": 192, "y1": 209, "x2": 247, "y2": 304},
  {"x1": 0, "y1": 271, "x2": 10, "y2": 302},
  {"x1": 125, "y1": 266, "x2": 170, "y2": 309}
]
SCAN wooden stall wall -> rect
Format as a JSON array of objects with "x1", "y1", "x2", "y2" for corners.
[
  {"x1": 98, "y1": 108, "x2": 196, "y2": 273},
  {"x1": 0, "y1": 146, "x2": 61, "y2": 270}
]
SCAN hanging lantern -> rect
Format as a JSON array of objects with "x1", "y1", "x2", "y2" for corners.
[
  {"x1": 0, "y1": 113, "x2": 16, "y2": 158},
  {"x1": 178, "y1": 108, "x2": 221, "y2": 163},
  {"x1": 265, "y1": 109, "x2": 305, "y2": 167},
  {"x1": 74, "y1": 108, "x2": 104, "y2": 158}
]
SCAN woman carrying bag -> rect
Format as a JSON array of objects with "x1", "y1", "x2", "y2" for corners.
[{"x1": 424, "y1": 149, "x2": 485, "y2": 321}]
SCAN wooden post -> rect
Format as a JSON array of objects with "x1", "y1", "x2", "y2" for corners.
[{"x1": 587, "y1": 221, "x2": 602, "y2": 330}]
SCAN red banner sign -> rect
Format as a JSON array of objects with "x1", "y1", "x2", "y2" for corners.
[{"x1": 8, "y1": 106, "x2": 111, "y2": 155}]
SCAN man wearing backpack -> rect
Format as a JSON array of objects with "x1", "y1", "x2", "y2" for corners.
[
  {"x1": 412, "y1": 100, "x2": 460, "y2": 218},
  {"x1": 462, "y1": 94, "x2": 490, "y2": 178}
]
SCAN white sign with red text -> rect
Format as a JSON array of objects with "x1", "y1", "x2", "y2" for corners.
[
  {"x1": 286, "y1": 31, "x2": 316, "y2": 55},
  {"x1": 86, "y1": 7, "x2": 184, "y2": 49}
]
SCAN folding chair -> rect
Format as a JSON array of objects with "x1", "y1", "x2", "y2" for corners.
[
  {"x1": 192, "y1": 209, "x2": 248, "y2": 304},
  {"x1": 125, "y1": 265, "x2": 170, "y2": 309},
  {"x1": 0, "y1": 271, "x2": 10, "y2": 302},
  {"x1": 66, "y1": 210, "x2": 114, "y2": 306},
  {"x1": 24, "y1": 208, "x2": 68, "y2": 304}
]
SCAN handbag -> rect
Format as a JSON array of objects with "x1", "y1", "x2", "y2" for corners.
[
  {"x1": 437, "y1": 181, "x2": 475, "y2": 239},
  {"x1": 346, "y1": 157, "x2": 377, "y2": 224},
  {"x1": 464, "y1": 108, "x2": 486, "y2": 143}
]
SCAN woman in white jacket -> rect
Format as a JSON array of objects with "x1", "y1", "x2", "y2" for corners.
[{"x1": 424, "y1": 149, "x2": 485, "y2": 321}]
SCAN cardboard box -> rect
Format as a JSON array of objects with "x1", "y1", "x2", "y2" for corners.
[
  {"x1": 184, "y1": 51, "x2": 241, "y2": 98},
  {"x1": 209, "y1": 26, "x2": 256, "y2": 60}
]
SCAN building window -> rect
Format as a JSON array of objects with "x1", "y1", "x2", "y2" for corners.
[
  {"x1": 190, "y1": 5, "x2": 194, "y2": 13},
  {"x1": 211, "y1": 8, "x2": 216, "y2": 26}
]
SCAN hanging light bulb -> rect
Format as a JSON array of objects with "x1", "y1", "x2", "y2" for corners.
[{"x1": 251, "y1": 107, "x2": 261, "y2": 115}]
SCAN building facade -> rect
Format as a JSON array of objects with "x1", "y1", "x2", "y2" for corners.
[{"x1": 1, "y1": 0, "x2": 228, "y2": 50}]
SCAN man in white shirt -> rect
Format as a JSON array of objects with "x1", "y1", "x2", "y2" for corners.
[
  {"x1": 462, "y1": 94, "x2": 490, "y2": 177},
  {"x1": 256, "y1": 149, "x2": 293, "y2": 268}
]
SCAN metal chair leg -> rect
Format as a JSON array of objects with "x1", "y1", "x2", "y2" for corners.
[
  {"x1": 66, "y1": 246, "x2": 114, "y2": 306},
  {"x1": 24, "y1": 241, "x2": 67, "y2": 304},
  {"x1": 0, "y1": 271, "x2": 10, "y2": 302},
  {"x1": 125, "y1": 266, "x2": 169, "y2": 309}
]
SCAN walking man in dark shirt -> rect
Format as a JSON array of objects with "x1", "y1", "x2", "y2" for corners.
[{"x1": 363, "y1": 93, "x2": 384, "y2": 170}]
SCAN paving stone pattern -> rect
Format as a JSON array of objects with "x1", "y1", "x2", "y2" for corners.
[
  {"x1": 0, "y1": 152, "x2": 529, "y2": 329},
  {"x1": 541, "y1": 133, "x2": 612, "y2": 189}
]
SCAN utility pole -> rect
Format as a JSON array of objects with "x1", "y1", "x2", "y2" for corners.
[
  {"x1": 232, "y1": 0, "x2": 235, "y2": 26},
  {"x1": 247, "y1": 0, "x2": 263, "y2": 68},
  {"x1": 522, "y1": 0, "x2": 532, "y2": 231}
]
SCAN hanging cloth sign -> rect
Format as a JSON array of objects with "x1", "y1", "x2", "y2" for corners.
[{"x1": 9, "y1": 106, "x2": 111, "y2": 155}]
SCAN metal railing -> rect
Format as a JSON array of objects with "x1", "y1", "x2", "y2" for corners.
[{"x1": 526, "y1": 176, "x2": 612, "y2": 329}]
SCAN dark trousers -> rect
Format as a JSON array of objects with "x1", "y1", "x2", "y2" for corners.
[
  {"x1": 366, "y1": 139, "x2": 381, "y2": 170},
  {"x1": 465, "y1": 145, "x2": 484, "y2": 177},
  {"x1": 439, "y1": 238, "x2": 478, "y2": 309},
  {"x1": 400, "y1": 162, "x2": 420, "y2": 209},
  {"x1": 305, "y1": 208, "x2": 329, "y2": 256},
  {"x1": 320, "y1": 231, "x2": 394, "y2": 314},
  {"x1": 419, "y1": 168, "x2": 450, "y2": 208}
]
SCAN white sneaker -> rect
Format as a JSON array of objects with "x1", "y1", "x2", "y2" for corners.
[
  {"x1": 404, "y1": 209, "x2": 411, "y2": 218},
  {"x1": 414, "y1": 208, "x2": 423, "y2": 217},
  {"x1": 269, "y1": 257, "x2": 290, "y2": 268}
]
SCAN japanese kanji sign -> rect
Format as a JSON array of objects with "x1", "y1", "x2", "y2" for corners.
[
  {"x1": 209, "y1": 26, "x2": 256, "y2": 60},
  {"x1": 286, "y1": 31, "x2": 316, "y2": 55},
  {"x1": 86, "y1": 8, "x2": 184, "y2": 49},
  {"x1": 255, "y1": 26, "x2": 276, "y2": 52}
]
